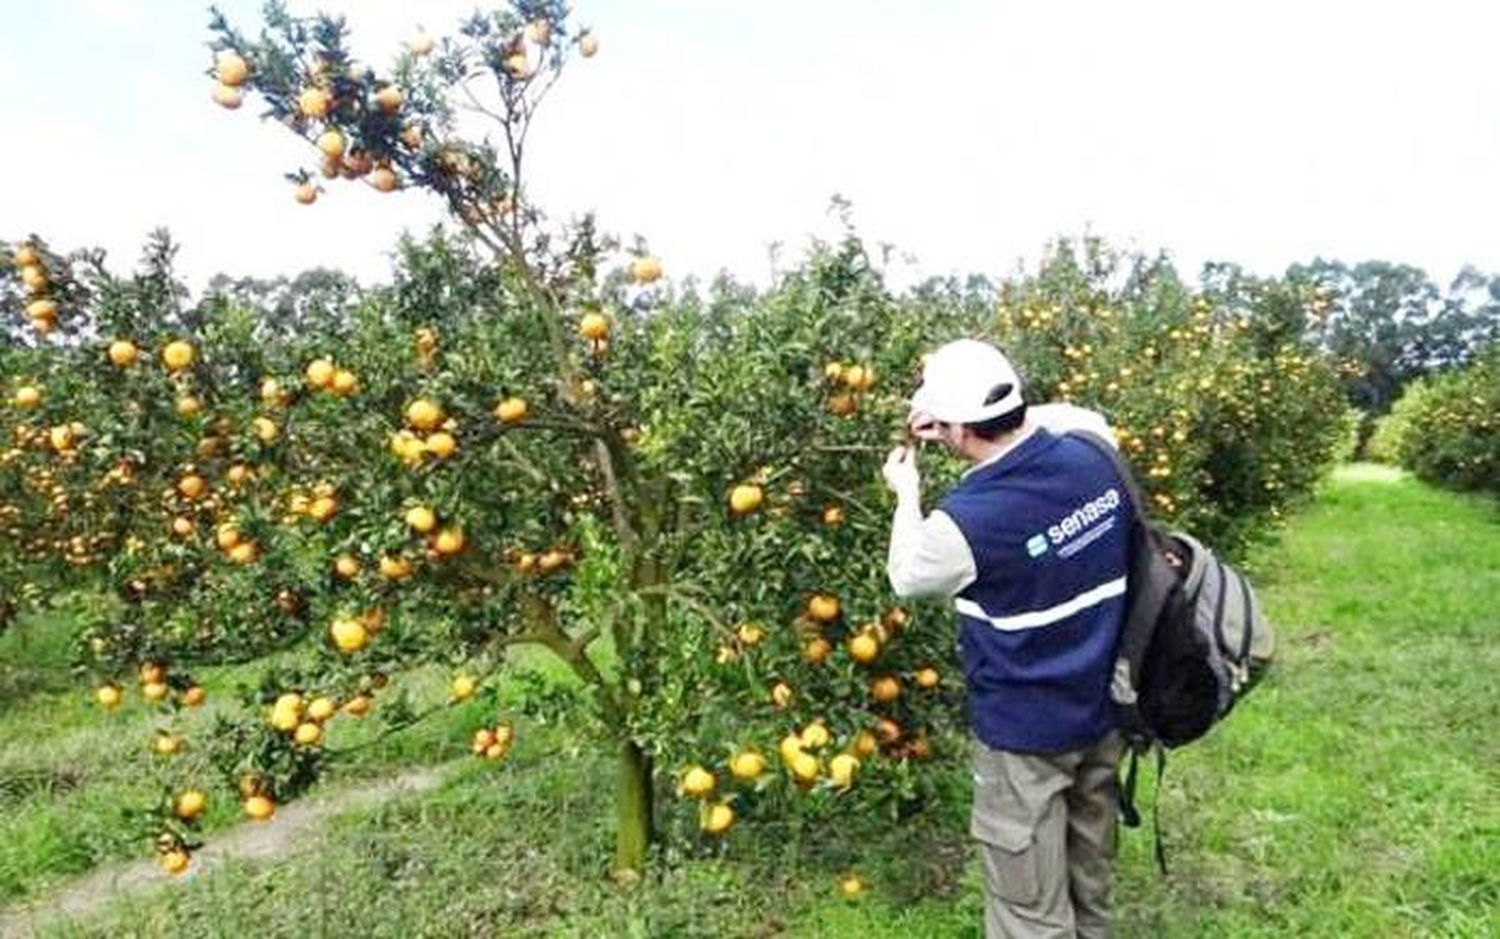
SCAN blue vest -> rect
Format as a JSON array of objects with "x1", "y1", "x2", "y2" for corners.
[{"x1": 938, "y1": 429, "x2": 1131, "y2": 753}]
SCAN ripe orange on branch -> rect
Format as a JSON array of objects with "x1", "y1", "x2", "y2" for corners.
[
  {"x1": 494, "y1": 396, "x2": 528, "y2": 424},
  {"x1": 297, "y1": 86, "x2": 333, "y2": 118},
  {"x1": 579, "y1": 311, "x2": 610, "y2": 341},
  {"x1": 806, "y1": 593, "x2": 840, "y2": 623},
  {"x1": 629, "y1": 255, "x2": 662, "y2": 285},
  {"x1": 405, "y1": 398, "x2": 444, "y2": 431},
  {"x1": 107, "y1": 340, "x2": 139, "y2": 367},
  {"x1": 215, "y1": 51, "x2": 250, "y2": 86},
  {"x1": 161, "y1": 340, "x2": 195, "y2": 372},
  {"x1": 329, "y1": 615, "x2": 370, "y2": 653}
]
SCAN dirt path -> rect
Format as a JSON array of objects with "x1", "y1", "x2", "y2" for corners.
[{"x1": 0, "y1": 764, "x2": 452, "y2": 939}]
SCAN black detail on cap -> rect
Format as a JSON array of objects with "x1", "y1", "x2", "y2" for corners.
[{"x1": 983, "y1": 383, "x2": 1014, "y2": 406}]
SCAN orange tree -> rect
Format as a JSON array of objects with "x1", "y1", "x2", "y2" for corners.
[
  {"x1": 988, "y1": 241, "x2": 1346, "y2": 550},
  {"x1": 0, "y1": 1, "x2": 969, "y2": 879}
]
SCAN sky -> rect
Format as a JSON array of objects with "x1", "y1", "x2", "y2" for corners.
[{"x1": 2, "y1": 0, "x2": 1496, "y2": 295}]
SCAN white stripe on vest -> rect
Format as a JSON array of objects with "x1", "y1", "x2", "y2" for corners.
[{"x1": 955, "y1": 576, "x2": 1127, "y2": 632}]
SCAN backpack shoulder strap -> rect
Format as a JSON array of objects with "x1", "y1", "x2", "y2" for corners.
[{"x1": 1065, "y1": 429, "x2": 1149, "y2": 527}]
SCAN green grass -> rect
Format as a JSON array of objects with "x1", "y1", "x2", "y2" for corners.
[
  {"x1": 12, "y1": 464, "x2": 1500, "y2": 936},
  {"x1": 0, "y1": 636, "x2": 578, "y2": 905}
]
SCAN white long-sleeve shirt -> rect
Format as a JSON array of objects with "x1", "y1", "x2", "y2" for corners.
[{"x1": 887, "y1": 403, "x2": 1116, "y2": 599}]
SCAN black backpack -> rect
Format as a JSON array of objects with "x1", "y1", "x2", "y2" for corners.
[{"x1": 1070, "y1": 431, "x2": 1275, "y2": 867}]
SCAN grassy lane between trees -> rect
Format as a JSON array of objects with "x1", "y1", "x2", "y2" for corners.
[{"x1": 10, "y1": 464, "x2": 1499, "y2": 937}]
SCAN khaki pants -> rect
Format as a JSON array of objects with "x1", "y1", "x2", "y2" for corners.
[{"x1": 971, "y1": 732, "x2": 1126, "y2": 938}]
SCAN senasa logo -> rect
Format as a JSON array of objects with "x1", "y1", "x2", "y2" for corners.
[{"x1": 1047, "y1": 488, "x2": 1121, "y2": 546}]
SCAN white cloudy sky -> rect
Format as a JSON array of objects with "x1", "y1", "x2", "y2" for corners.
[{"x1": 2, "y1": 0, "x2": 1496, "y2": 294}]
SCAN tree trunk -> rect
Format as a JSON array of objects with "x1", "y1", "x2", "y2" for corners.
[{"x1": 615, "y1": 738, "x2": 653, "y2": 877}]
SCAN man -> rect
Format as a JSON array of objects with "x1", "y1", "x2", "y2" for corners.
[{"x1": 881, "y1": 338, "x2": 1130, "y2": 938}]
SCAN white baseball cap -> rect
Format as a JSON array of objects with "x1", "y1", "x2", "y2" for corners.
[{"x1": 909, "y1": 339, "x2": 1024, "y2": 424}]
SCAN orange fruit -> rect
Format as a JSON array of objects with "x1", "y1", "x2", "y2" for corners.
[
  {"x1": 243, "y1": 794, "x2": 275, "y2": 821},
  {"x1": 95, "y1": 684, "x2": 122, "y2": 709},
  {"x1": 870, "y1": 675, "x2": 902, "y2": 704},
  {"x1": 451, "y1": 675, "x2": 477, "y2": 701},
  {"x1": 802, "y1": 637, "x2": 832, "y2": 665},
  {"x1": 409, "y1": 32, "x2": 435, "y2": 56},
  {"x1": 579, "y1": 311, "x2": 610, "y2": 341},
  {"x1": 807, "y1": 594, "x2": 840, "y2": 623},
  {"x1": 212, "y1": 84, "x2": 243, "y2": 109},
  {"x1": 174, "y1": 789, "x2": 207, "y2": 820},
  {"x1": 579, "y1": 32, "x2": 599, "y2": 57},
  {"x1": 770, "y1": 681, "x2": 793, "y2": 709},
  {"x1": 19, "y1": 264, "x2": 47, "y2": 293},
  {"x1": 308, "y1": 495, "x2": 338, "y2": 522},
  {"x1": 294, "y1": 181, "x2": 317, "y2": 205},
  {"x1": 629, "y1": 255, "x2": 662, "y2": 285},
  {"x1": 728, "y1": 484, "x2": 763, "y2": 515},
  {"x1": 827, "y1": 393, "x2": 857, "y2": 416},
  {"x1": 829, "y1": 753, "x2": 859, "y2": 788},
  {"x1": 494, "y1": 397, "x2": 528, "y2": 424},
  {"x1": 701, "y1": 801, "x2": 735, "y2": 835},
  {"x1": 370, "y1": 167, "x2": 399, "y2": 192},
  {"x1": 316, "y1": 129, "x2": 346, "y2": 159},
  {"x1": 504, "y1": 52, "x2": 531, "y2": 79},
  {"x1": 215, "y1": 51, "x2": 250, "y2": 86},
  {"x1": 215, "y1": 523, "x2": 241, "y2": 550},
  {"x1": 159, "y1": 849, "x2": 191, "y2": 876},
  {"x1": 821, "y1": 504, "x2": 844, "y2": 526},
  {"x1": 729, "y1": 751, "x2": 766, "y2": 780},
  {"x1": 293, "y1": 721, "x2": 323, "y2": 746},
  {"x1": 107, "y1": 340, "x2": 138, "y2": 366},
  {"x1": 305, "y1": 358, "x2": 336, "y2": 388},
  {"x1": 181, "y1": 685, "x2": 207, "y2": 707},
  {"x1": 297, "y1": 86, "x2": 333, "y2": 118},
  {"x1": 161, "y1": 340, "x2": 195, "y2": 371},
  {"x1": 178, "y1": 475, "x2": 207, "y2": 500},
  {"x1": 433, "y1": 527, "x2": 465, "y2": 556},
  {"x1": 13, "y1": 385, "x2": 42, "y2": 408},
  {"x1": 799, "y1": 721, "x2": 831, "y2": 750},
  {"x1": 848, "y1": 632, "x2": 879, "y2": 665},
  {"x1": 914, "y1": 667, "x2": 940, "y2": 689},
  {"x1": 404, "y1": 505, "x2": 437, "y2": 533},
  {"x1": 374, "y1": 86, "x2": 403, "y2": 114},
  {"x1": 424, "y1": 431, "x2": 457, "y2": 458},
  {"x1": 524, "y1": 19, "x2": 552, "y2": 44},
  {"x1": 334, "y1": 554, "x2": 361, "y2": 578},
  {"x1": 406, "y1": 398, "x2": 443, "y2": 431},
  {"x1": 681, "y1": 765, "x2": 716, "y2": 798},
  {"x1": 788, "y1": 751, "x2": 820, "y2": 783},
  {"x1": 329, "y1": 616, "x2": 369, "y2": 653},
  {"x1": 379, "y1": 555, "x2": 413, "y2": 580}
]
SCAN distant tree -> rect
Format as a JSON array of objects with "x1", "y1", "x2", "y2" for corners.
[
  {"x1": 204, "y1": 266, "x2": 361, "y2": 340},
  {"x1": 1288, "y1": 259, "x2": 1447, "y2": 412}
]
